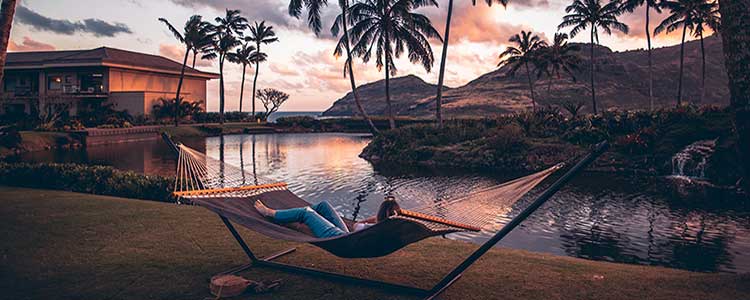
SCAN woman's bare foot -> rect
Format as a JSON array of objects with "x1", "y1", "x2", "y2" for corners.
[{"x1": 254, "y1": 200, "x2": 276, "y2": 217}]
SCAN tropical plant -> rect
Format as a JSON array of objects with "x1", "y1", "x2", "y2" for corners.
[
  {"x1": 558, "y1": 0, "x2": 629, "y2": 114},
  {"x1": 151, "y1": 97, "x2": 204, "y2": 121},
  {"x1": 620, "y1": 0, "x2": 663, "y2": 111},
  {"x1": 329, "y1": 0, "x2": 380, "y2": 134},
  {"x1": 257, "y1": 88, "x2": 289, "y2": 121},
  {"x1": 536, "y1": 33, "x2": 581, "y2": 95},
  {"x1": 691, "y1": 0, "x2": 720, "y2": 103},
  {"x1": 202, "y1": 9, "x2": 247, "y2": 124},
  {"x1": 247, "y1": 21, "x2": 278, "y2": 120},
  {"x1": 434, "y1": 0, "x2": 509, "y2": 128},
  {"x1": 560, "y1": 99, "x2": 586, "y2": 118},
  {"x1": 655, "y1": 0, "x2": 718, "y2": 107},
  {"x1": 158, "y1": 15, "x2": 213, "y2": 126},
  {"x1": 345, "y1": 0, "x2": 442, "y2": 129},
  {"x1": 0, "y1": 0, "x2": 17, "y2": 83},
  {"x1": 498, "y1": 31, "x2": 548, "y2": 110},
  {"x1": 226, "y1": 42, "x2": 259, "y2": 114},
  {"x1": 717, "y1": 0, "x2": 749, "y2": 191}
]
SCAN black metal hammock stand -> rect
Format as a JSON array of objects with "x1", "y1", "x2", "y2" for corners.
[{"x1": 162, "y1": 133, "x2": 609, "y2": 299}]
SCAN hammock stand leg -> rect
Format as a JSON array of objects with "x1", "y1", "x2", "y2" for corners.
[
  {"x1": 424, "y1": 141, "x2": 609, "y2": 300},
  {"x1": 218, "y1": 216, "x2": 430, "y2": 297}
]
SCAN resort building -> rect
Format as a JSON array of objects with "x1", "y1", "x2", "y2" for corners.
[{"x1": 0, "y1": 47, "x2": 218, "y2": 118}]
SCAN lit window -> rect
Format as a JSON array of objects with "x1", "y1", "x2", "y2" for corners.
[{"x1": 48, "y1": 76, "x2": 63, "y2": 90}]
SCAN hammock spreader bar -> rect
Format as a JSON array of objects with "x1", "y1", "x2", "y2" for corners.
[
  {"x1": 161, "y1": 133, "x2": 609, "y2": 300},
  {"x1": 173, "y1": 182, "x2": 288, "y2": 198},
  {"x1": 397, "y1": 209, "x2": 482, "y2": 232}
]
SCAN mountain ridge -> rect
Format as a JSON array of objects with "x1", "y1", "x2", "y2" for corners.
[{"x1": 322, "y1": 35, "x2": 728, "y2": 117}]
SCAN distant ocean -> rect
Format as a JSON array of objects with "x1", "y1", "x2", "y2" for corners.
[{"x1": 266, "y1": 111, "x2": 323, "y2": 123}]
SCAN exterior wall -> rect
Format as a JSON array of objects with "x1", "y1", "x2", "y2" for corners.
[
  {"x1": 108, "y1": 68, "x2": 206, "y2": 99},
  {"x1": 2, "y1": 65, "x2": 210, "y2": 118},
  {"x1": 108, "y1": 91, "x2": 146, "y2": 116}
]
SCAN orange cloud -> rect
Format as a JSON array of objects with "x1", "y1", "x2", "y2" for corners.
[{"x1": 8, "y1": 36, "x2": 55, "y2": 51}]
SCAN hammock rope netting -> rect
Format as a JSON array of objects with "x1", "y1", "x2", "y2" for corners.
[{"x1": 172, "y1": 143, "x2": 564, "y2": 258}]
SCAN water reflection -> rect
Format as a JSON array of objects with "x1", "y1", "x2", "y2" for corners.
[{"x1": 13, "y1": 133, "x2": 750, "y2": 273}]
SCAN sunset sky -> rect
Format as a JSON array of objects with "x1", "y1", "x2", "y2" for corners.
[{"x1": 8, "y1": 0, "x2": 696, "y2": 112}]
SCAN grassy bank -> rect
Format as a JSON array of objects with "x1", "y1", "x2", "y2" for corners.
[
  {"x1": 361, "y1": 107, "x2": 741, "y2": 186},
  {"x1": 1, "y1": 186, "x2": 747, "y2": 300}
]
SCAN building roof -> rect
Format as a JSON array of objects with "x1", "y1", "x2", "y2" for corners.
[{"x1": 6, "y1": 47, "x2": 219, "y2": 79}]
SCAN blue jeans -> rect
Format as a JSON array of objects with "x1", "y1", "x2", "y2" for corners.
[{"x1": 273, "y1": 201, "x2": 350, "y2": 238}]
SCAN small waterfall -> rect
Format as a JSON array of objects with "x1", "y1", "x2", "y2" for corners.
[{"x1": 671, "y1": 139, "x2": 717, "y2": 179}]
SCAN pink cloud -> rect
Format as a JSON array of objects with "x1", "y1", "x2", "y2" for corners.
[
  {"x1": 8, "y1": 36, "x2": 56, "y2": 51},
  {"x1": 158, "y1": 43, "x2": 213, "y2": 68}
]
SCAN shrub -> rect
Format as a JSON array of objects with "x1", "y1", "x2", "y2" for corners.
[
  {"x1": 0, "y1": 162, "x2": 174, "y2": 202},
  {"x1": 0, "y1": 125, "x2": 21, "y2": 148}
]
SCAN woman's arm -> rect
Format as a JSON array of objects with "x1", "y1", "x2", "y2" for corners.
[{"x1": 361, "y1": 216, "x2": 377, "y2": 224}]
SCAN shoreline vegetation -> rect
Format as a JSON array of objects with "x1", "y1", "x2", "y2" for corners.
[
  {"x1": 2, "y1": 107, "x2": 744, "y2": 194},
  {"x1": 2, "y1": 186, "x2": 748, "y2": 300},
  {"x1": 360, "y1": 107, "x2": 742, "y2": 189}
]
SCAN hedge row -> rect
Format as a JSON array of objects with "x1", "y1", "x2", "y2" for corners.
[{"x1": 0, "y1": 162, "x2": 174, "y2": 202}]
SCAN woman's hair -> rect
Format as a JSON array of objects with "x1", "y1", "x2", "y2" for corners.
[{"x1": 376, "y1": 196, "x2": 401, "y2": 222}]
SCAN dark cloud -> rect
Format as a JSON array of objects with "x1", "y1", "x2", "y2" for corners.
[
  {"x1": 168, "y1": 0, "x2": 343, "y2": 39},
  {"x1": 15, "y1": 5, "x2": 132, "y2": 37}
]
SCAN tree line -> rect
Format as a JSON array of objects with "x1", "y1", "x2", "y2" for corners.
[{"x1": 159, "y1": 11, "x2": 282, "y2": 125}]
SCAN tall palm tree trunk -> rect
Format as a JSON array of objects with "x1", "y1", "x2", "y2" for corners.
[
  {"x1": 239, "y1": 64, "x2": 246, "y2": 113},
  {"x1": 524, "y1": 62, "x2": 536, "y2": 110},
  {"x1": 174, "y1": 47, "x2": 190, "y2": 127},
  {"x1": 219, "y1": 57, "x2": 226, "y2": 125},
  {"x1": 0, "y1": 0, "x2": 17, "y2": 83},
  {"x1": 252, "y1": 58, "x2": 259, "y2": 121},
  {"x1": 384, "y1": 23, "x2": 396, "y2": 130},
  {"x1": 646, "y1": 4, "x2": 654, "y2": 111},
  {"x1": 717, "y1": 0, "x2": 750, "y2": 191},
  {"x1": 677, "y1": 22, "x2": 688, "y2": 107},
  {"x1": 341, "y1": 0, "x2": 379, "y2": 134},
  {"x1": 384, "y1": 58, "x2": 395, "y2": 130},
  {"x1": 192, "y1": 52, "x2": 197, "y2": 69},
  {"x1": 590, "y1": 27, "x2": 597, "y2": 114},
  {"x1": 434, "y1": 0, "x2": 453, "y2": 128},
  {"x1": 699, "y1": 32, "x2": 706, "y2": 103}
]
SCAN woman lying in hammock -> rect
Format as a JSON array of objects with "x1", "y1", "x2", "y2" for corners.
[{"x1": 254, "y1": 196, "x2": 400, "y2": 238}]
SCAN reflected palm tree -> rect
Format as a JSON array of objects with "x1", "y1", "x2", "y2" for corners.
[{"x1": 252, "y1": 134, "x2": 258, "y2": 185}]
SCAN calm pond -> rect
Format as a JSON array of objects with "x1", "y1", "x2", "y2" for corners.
[{"x1": 16, "y1": 133, "x2": 750, "y2": 273}]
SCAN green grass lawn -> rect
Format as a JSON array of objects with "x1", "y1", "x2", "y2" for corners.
[{"x1": 1, "y1": 186, "x2": 748, "y2": 300}]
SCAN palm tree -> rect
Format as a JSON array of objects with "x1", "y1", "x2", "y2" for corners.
[
  {"x1": 558, "y1": 0, "x2": 628, "y2": 114},
  {"x1": 655, "y1": 0, "x2": 716, "y2": 106},
  {"x1": 226, "y1": 42, "x2": 260, "y2": 114},
  {"x1": 620, "y1": 0, "x2": 662, "y2": 111},
  {"x1": 536, "y1": 33, "x2": 581, "y2": 95},
  {"x1": 498, "y1": 31, "x2": 547, "y2": 110},
  {"x1": 0, "y1": 0, "x2": 17, "y2": 83},
  {"x1": 691, "y1": 0, "x2": 720, "y2": 103},
  {"x1": 345, "y1": 0, "x2": 442, "y2": 129},
  {"x1": 434, "y1": 0, "x2": 509, "y2": 127},
  {"x1": 203, "y1": 10, "x2": 247, "y2": 124},
  {"x1": 299, "y1": 0, "x2": 379, "y2": 134},
  {"x1": 158, "y1": 15, "x2": 212, "y2": 126},
  {"x1": 717, "y1": 0, "x2": 749, "y2": 191},
  {"x1": 247, "y1": 21, "x2": 278, "y2": 121}
]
